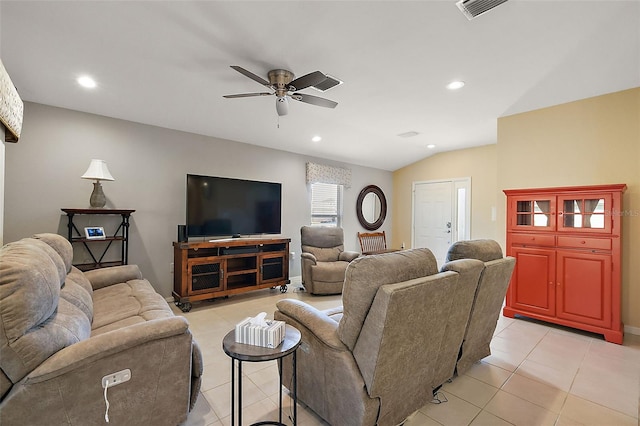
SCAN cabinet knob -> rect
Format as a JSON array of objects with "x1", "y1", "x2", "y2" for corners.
[{"x1": 581, "y1": 240, "x2": 586, "y2": 244}]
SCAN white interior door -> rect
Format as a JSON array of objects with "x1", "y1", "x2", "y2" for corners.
[{"x1": 412, "y1": 179, "x2": 471, "y2": 267}]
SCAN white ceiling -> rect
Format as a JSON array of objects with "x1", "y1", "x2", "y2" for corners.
[{"x1": 2, "y1": 1, "x2": 639, "y2": 171}]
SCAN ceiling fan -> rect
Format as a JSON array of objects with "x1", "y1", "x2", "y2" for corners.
[{"x1": 223, "y1": 66, "x2": 338, "y2": 116}]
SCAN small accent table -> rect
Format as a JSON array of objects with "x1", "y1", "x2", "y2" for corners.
[
  {"x1": 222, "y1": 325, "x2": 301, "y2": 426},
  {"x1": 61, "y1": 208, "x2": 135, "y2": 271}
]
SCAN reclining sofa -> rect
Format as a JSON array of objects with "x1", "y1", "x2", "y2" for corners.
[
  {"x1": 0, "y1": 233, "x2": 202, "y2": 425},
  {"x1": 445, "y1": 239, "x2": 516, "y2": 375},
  {"x1": 275, "y1": 247, "x2": 485, "y2": 426}
]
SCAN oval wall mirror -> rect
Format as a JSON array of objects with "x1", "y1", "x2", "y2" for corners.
[{"x1": 356, "y1": 185, "x2": 387, "y2": 230}]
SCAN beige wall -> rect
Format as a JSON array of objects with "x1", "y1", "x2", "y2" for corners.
[
  {"x1": 497, "y1": 87, "x2": 640, "y2": 331},
  {"x1": 392, "y1": 87, "x2": 639, "y2": 330},
  {"x1": 392, "y1": 144, "x2": 500, "y2": 250}
]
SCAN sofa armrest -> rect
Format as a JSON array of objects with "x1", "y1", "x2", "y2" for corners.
[
  {"x1": 340, "y1": 251, "x2": 360, "y2": 262},
  {"x1": 276, "y1": 299, "x2": 347, "y2": 351},
  {"x1": 25, "y1": 316, "x2": 190, "y2": 383},
  {"x1": 83, "y1": 264, "x2": 143, "y2": 290}
]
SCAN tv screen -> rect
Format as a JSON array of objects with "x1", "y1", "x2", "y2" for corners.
[{"x1": 186, "y1": 174, "x2": 282, "y2": 238}]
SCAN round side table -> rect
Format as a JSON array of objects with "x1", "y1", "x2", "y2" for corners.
[{"x1": 222, "y1": 324, "x2": 301, "y2": 426}]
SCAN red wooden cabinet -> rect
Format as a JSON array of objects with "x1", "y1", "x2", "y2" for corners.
[{"x1": 503, "y1": 184, "x2": 626, "y2": 344}]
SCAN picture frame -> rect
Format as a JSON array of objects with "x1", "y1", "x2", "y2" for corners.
[{"x1": 84, "y1": 226, "x2": 106, "y2": 240}]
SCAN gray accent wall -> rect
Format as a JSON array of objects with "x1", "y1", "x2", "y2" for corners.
[
  {"x1": 3, "y1": 102, "x2": 392, "y2": 298},
  {"x1": 1, "y1": 141, "x2": 5, "y2": 245}
]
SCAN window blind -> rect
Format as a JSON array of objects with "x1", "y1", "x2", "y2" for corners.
[{"x1": 311, "y1": 182, "x2": 342, "y2": 226}]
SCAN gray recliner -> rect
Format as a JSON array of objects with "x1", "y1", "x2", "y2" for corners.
[
  {"x1": 445, "y1": 239, "x2": 516, "y2": 375},
  {"x1": 300, "y1": 226, "x2": 359, "y2": 295}
]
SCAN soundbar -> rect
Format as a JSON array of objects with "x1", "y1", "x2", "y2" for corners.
[{"x1": 220, "y1": 246, "x2": 259, "y2": 255}]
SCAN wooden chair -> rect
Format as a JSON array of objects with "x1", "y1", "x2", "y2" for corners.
[{"x1": 358, "y1": 231, "x2": 387, "y2": 254}]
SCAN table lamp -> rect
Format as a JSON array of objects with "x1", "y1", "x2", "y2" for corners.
[{"x1": 81, "y1": 159, "x2": 114, "y2": 208}]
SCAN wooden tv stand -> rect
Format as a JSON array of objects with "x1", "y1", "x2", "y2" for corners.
[{"x1": 172, "y1": 237, "x2": 290, "y2": 312}]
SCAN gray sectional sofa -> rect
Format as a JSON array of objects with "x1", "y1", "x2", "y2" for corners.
[{"x1": 0, "y1": 233, "x2": 202, "y2": 426}]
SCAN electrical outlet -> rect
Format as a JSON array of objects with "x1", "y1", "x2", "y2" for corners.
[
  {"x1": 102, "y1": 369, "x2": 131, "y2": 388},
  {"x1": 170, "y1": 262, "x2": 174, "y2": 273}
]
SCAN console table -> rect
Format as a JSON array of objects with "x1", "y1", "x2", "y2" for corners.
[
  {"x1": 222, "y1": 325, "x2": 301, "y2": 426},
  {"x1": 173, "y1": 237, "x2": 290, "y2": 312},
  {"x1": 61, "y1": 208, "x2": 135, "y2": 271}
]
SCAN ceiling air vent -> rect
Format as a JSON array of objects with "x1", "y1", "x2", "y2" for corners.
[
  {"x1": 312, "y1": 74, "x2": 343, "y2": 92},
  {"x1": 397, "y1": 131, "x2": 420, "y2": 138},
  {"x1": 456, "y1": 0, "x2": 509, "y2": 20}
]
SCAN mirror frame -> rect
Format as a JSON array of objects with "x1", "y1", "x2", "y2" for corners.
[{"x1": 356, "y1": 185, "x2": 387, "y2": 230}]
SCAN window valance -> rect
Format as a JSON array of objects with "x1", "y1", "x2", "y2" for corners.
[{"x1": 306, "y1": 162, "x2": 352, "y2": 188}]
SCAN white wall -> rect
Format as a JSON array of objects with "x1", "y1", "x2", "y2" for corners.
[{"x1": 3, "y1": 102, "x2": 392, "y2": 298}]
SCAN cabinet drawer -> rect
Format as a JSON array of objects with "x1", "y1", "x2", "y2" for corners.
[
  {"x1": 511, "y1": 233, "x2": 555, "y2": 247},
  {"x1": 557, "y1": 236, "x2": 611, "y2": 251}
]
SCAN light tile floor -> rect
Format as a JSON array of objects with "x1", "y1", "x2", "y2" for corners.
[{"x1": 175, "y1": 278, "x2": 640, "y2": 426}]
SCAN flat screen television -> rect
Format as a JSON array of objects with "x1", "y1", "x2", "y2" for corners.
[{"x1": 186, "y1": 174, "x2": 282, "y2": 238}]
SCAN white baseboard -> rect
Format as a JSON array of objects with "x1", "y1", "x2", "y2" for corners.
[{"x1": 624, "y1": 325, "x2": 640, "y2": 336}]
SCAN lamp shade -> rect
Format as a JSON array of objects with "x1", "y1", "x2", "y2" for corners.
[{"x1": 81, "y1": 159, "x2": 114, "y2": 181}]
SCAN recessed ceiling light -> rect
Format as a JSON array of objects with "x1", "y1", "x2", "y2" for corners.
[
  {"x1": 312, "y1": 135, "x2": 322, "y2": 142},
  {"x1": 77, "y1": 75, "x2": 97, "y2": 88},
  {"x1": 446, "y1": 81, "x2": 465, "y2": 90},
  {"x1": 427, "y1": 144, "x2": 436, "y2": 149}
]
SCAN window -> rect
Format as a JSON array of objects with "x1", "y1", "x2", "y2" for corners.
[{"x1": 310, "y1": 182, "x2": 343, "y2": 227}]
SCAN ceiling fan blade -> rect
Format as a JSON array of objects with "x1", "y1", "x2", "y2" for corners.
[
  {"x1": 223, "y1": 92, "x2": 273, "y2": 98},
  {"x1": 291, "y1": 93, "x2": 338, "y2": 109},
  {"x1": 288, "y1": 71, "x2": 327, "y2": 91},
  {"x1": 230, "y1": 66, "x2": 270, "y2": 87}
]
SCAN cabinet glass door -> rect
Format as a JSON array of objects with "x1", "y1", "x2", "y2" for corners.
[
  {"x1": 557, "y1": 194, "x2": 612, "y2": 233},
  {"x1": 260, "y1": 254, "x2": 286, "y2": 283},
  {"x1": 510, "y1": 196, "x2": 556, "y2": 231},
  {"x1": 188, "y1": 258, "x2": 224, "y2": 294}
]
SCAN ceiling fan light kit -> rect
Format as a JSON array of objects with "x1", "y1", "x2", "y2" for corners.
[
  {"x1": 223, "y1": 65, "x2": 339, "y2": 116},
  {"x1": 276, "y1": 96, "x2": 289, "y2": 116}
]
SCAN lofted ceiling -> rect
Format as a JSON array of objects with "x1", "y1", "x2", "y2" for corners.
[{"x1": 1, "y1": 1, "x2": 638, "y2": 171}]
